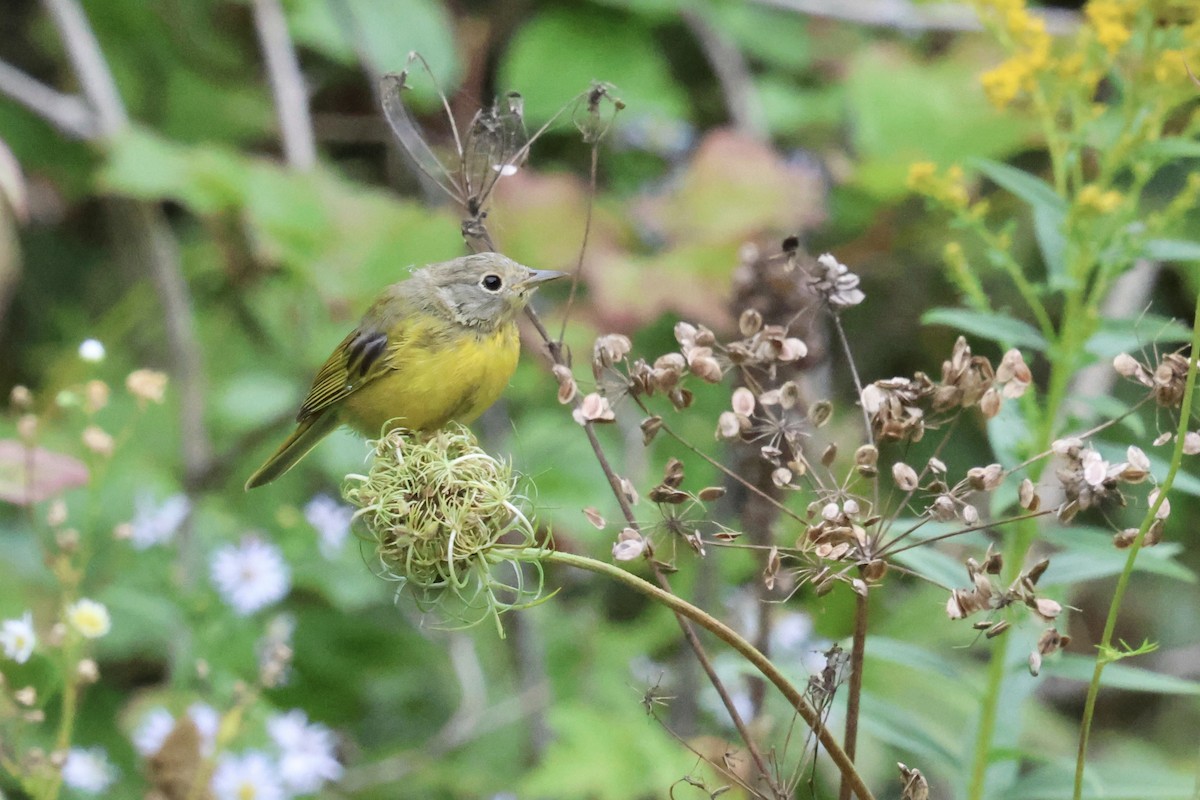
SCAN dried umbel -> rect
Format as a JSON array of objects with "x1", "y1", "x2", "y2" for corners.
[
  {"x1": 1114, "y1": 350, "x2": 1191, "y2": 407},
  {"x1": 1052, "y1": 439, "x2": 1151, "y2": 521},
  {"x1": 862, "y1": 338, "x2": 1031, "y2": 441},
  {"x1": 343, "y1": 426, "x2": 541, "y2": 628}
]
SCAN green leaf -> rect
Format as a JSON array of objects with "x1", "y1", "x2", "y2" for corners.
[
  {"x1": 1135, "y1": 137, "x2": 1200, "y2": 161},
  {"x1": 1046, "y1": 653, "x2": 1200, "y2": 694},
  {"x1": 846, "y1": 43, "x2": 1036, "y2": 198},
  {"x1": 970, "y1": 157, "x2": 1069, "y2": 286},
  {"x1": 921, "y1": 307, "x2": 1048, "y2": 350},
  {"x1": 499, "y1": 6, "x2": 690, "y2": 125},
  {"x1": 1083, "y1": 314, "x2": 1193, "y2": 358},
  {"x1": 1038, "y1": 537, "x2": 1194, "y2": 586},
  {"x1": 287, "y1": 0, "x2": 459, "y2": 92},
  {"x1": 1011, "y1": 760, "x2": 1196, "y2": 799},
  {"x1": 1140, "y1": 238, "x2": 1200, "y2": 262}
]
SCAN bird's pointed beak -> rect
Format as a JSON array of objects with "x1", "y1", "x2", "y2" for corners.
[{"x1": 521, "y1": 268, "x2": 569, "y2": 289}]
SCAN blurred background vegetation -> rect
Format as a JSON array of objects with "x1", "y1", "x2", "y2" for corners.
[{"x1": 1, "y1": 0, "x2": 1198, "y2": 798}]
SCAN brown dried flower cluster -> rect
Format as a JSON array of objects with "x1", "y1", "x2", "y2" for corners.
[
  {"x1": 1051, "y1": 439, "x2": 1152, "y2": 521},
  {"x1": 861, "y1": 337, "x2": 1031, "y2": 442},
  {"x1": 945, "y1": 548, "x2": 1068, "y2": 673},
  {"x1": 1113, "y1": 350, "x2": 1190, "y2": 407}
]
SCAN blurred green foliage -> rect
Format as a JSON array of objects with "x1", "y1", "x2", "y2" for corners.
[{"x1": 1, "y1": 0, "x2": 1199, "y2": 799}]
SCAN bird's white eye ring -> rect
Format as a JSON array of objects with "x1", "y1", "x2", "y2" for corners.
[{"x1": 481, "y1": 274, "x2": 503, "y2": 292}]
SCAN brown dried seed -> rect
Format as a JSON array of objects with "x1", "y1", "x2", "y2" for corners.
[
  {"x1": 821, "y1": 443, "x2": 837, "y2": 467},
  {"x1": 582, "y1": 507, "x2": 606, "y2": 529},
  {"x1": 985, "y1": 620, "x2": 1011, "y2": 638},
  {"x1": 809, "y1": 400, "x2": 832, "y2": 427},
  {"x1": 663, "y1": 458, "x2": 685, "y2": 487},
  {"x1": 739, "y1": 308, "x2": 764, "y2": 337},
  {"x1": 641, "y1": 415, "x2": 663, "y2": 445},
  {"x1": 731, "y1": 387, "x2": 755, "y2": 416},
  {"x1": 697, "y1": 486, "x2": 726, "y2": 501},
  {"x1": 892, "y1": 462, "x2": 919, "y2": 491}
]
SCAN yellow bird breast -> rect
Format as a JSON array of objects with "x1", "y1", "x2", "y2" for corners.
[{"x1": 340, "y1": 322, "x2": 521, "y2": 436}]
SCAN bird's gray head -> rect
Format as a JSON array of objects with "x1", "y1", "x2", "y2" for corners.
[{"x1": 419, "y1": 253, "x2": 565, "y2": 331}]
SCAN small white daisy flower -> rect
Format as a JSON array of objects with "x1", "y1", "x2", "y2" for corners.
[
  {"x1": 210, "y1": 536, "x2": 290, "y2": 616},
  {"x1": 78, "y1": 339, "x2": 106, "y2": 363},
  {"x1": 132, "y1": 707, "x2": 176, "y2": 756},
  {"x1": 211, "y1": 751, "x2": 285, "y2": 800},
  {"x1": 0, "y1": 611, "x2": 36, "y2": 663},
  {"x1": 303, "y1": 495, "x2": 353, "y2": 558},
  {"x1": 67, "y1": 599, "x2": 111, "y2": 639},
  {"x1": 61, "y1": 747, "x2": 116, "y2": 794},
  {"x1": 130, "y1": 492, "x2": 191, "y2": 550},
  {"x1": 268, "y1": 709, "x2": 342, "y2": 793}
]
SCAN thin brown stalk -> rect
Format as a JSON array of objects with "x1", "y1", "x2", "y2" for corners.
[{"x1": 838, "y1": 589, "x2": 869, "y2": 800}]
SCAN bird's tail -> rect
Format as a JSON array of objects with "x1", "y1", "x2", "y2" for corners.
[{"x1": 245, "y1": 413, "x2": 339, "y2": 490}]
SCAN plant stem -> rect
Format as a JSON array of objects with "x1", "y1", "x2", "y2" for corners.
[
  {"x1": 839, "y1": 589, "x2": 870, "y2": 800},
  {"x1": 528, "y1": 547, "x2": 877, "y2": 800},
  {"x1": 1072, "y1": 298, "x2": 1200, "y2": 800}
]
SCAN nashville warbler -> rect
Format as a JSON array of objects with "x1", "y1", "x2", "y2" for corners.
[{"x1": 245, "y1": 252, "x2": 564, "y2": 489}]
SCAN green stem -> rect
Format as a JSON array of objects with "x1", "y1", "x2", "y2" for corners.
[
  {"x1": 1072, "y1": 296, "x2": 1200, "y2": 800},
  {"x1": 968, "y1": 281, "x2": 1085, "y2": 800},
  {"x1": 525, "y1": 548, "x2": 876, "y2": 800}
]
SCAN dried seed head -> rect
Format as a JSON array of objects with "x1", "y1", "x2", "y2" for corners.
[
  {"x1": 1112, "y1": 352, "x2": 1142, "y2": 378},
  {"x1": 779, "y1": 381, "x2": 802, "y2": 410},
  {"x1": 612, "y1": 528, "x2": 646, "y2": 561},
  {"x1": 855, "y1": 445, "x2": 879, "y2": 469},
  {"x1": 687, "y1": 351, "x2": 724, "y2": 384},
  {"x1": 808, "y1": 399, "x2": 832, "y2": 427},
  {"x1": 716, "y1": 411, "x2": 740, "y2": 440},
  {"x1": 892, "y1": 462, "x2": 919, "y2": 491},
  {"x1": 967, "y1": 463, "x2": 1004, "y2": 491},
  {"x1": 593, "y1": 334, "x2": 632, "y2": 370},
  {"x1": 697, "y1": 486, "x2": 725, "y2": 501},
  {"x1": 573, "y1": 393, "x2": 615, "y2": 425},
  {"x1": 731, "y1": 387, "x2": 755, "y2": 417},
  {"x1": 641, "y1": 415, "x2": 663, "y2": 445},
  {"x1": 1113, "y1": 527, "x2": 1138, "y2": 548},
  {"x1": 662, "y1": 458, "x2": 685, "y2": 488},
  {"x1": 811, "y1": 253, "x2": 866, "y2": 309},
  {"x1": 772, "y1": 467, "x2": 793, "y2": 487},
  {"x1": 620, "y1": 477, "x2": 639, "y2": 506},
  {"x1": 1018, "y1": 478, "x2": 1040, "y2": 511},
  {"x1": 1184, "y1": 432, "x2": 1200, "y2": 455},
  {"x1": 552, "y1": 364, "x2": 578, "y2": 404},
  {"x1": 739, "y1": 308, "x2": 763, "y2": 337}
]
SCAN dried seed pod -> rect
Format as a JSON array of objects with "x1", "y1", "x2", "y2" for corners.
[
  {"x1": 662, "y1": 458, "x2": 685, "y2": 488},
  {"x1": 641, "y1": 415, "x2": 663, "y2": 445},
  {"x1": 1018, "y1": 478, "x2": 1038, "y2": 510},
  {"x1": 809, "y1": 399, "x2": 832, "y2": 427},
  {"x1": 892, "y1": 462, "x2": 919, "y2": 491},
  {"x1": 739, "y1": 308, "x2": 764, "y2": 337},
  {"x1": 697, "y1": 486, "x2": 726, "y2": 501},
  {"x1": 821, "y1": 443, "x2": 837, "y2": 467},
  {"x1": 731, "y1": 387, "x2": 755, "y2": 416}
]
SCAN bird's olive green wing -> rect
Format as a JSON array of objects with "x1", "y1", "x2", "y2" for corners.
[{"x1": 295, "y1": 323, "x2": 401, "y2": 422}]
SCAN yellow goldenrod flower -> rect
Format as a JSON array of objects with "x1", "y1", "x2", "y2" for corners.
[
  {"x1": 67, "y1": 599, "x2": 111, "y2": 639},
  {"x1": 1086, "y1": 0, "x2": 1132, "y2": 55},
  {"x1": 906, "y1": 162, "x2": 938, "y2": 193},
  {"x1": 1077, "y1": 184, "x2": 1123, "y2": 214}
]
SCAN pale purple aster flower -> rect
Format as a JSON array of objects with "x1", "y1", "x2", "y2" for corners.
[
  {"x1": 130, "y1": 492, "x2": 191, "y2": 550},
  {"x1": 210, "y1": 536, "x2": 290, "y2": 616},
  {"x1": 268, "y1": 709, "x2": 343, "y2": 793},
  {"x1": 303, "y1": 495, "x2": 353, "y2": 558},
  {"x1": 62, "y1": 747, "x2": 116, "y2": 794}
]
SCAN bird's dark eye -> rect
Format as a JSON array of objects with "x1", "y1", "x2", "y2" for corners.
[{"x1": 481, "y1": 274, "x2": 503, "y2": 292}]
